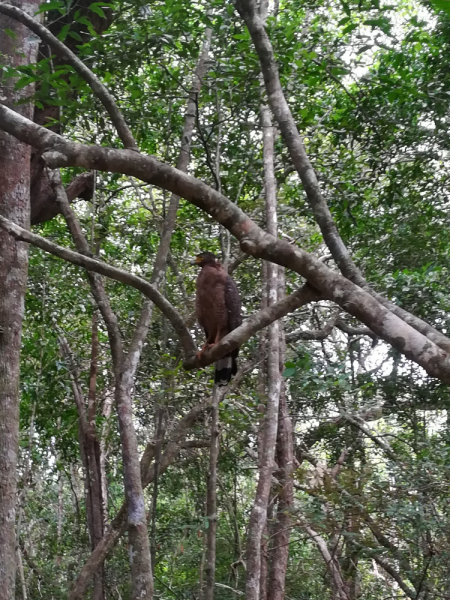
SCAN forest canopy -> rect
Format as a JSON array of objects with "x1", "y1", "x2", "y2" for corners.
[{"x1": 2, "y1": 0, "x2": 450, "y2": 599}]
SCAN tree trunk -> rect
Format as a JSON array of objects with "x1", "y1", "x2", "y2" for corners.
[
  {"x1": 86, "y1": 315, "x2": 105, "y2": 600},
  {"x1": 267, "y1": 269, "x2": 294, "y2": 600},
  {"x1": 245, "y1": 83, "x2": 281, "y2": 600},
  {"x1": 58, "y1": 326, "x2": 105, "y2": 598},
  {"x1": 0, "y1": 3, "x2": 40, "y2": 599},
  {"x1": 202, "y1": 384, "x2": 221, "y2": 600}
]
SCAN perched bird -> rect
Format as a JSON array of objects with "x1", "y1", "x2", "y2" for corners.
[{"x1": 194, "y1": 251, "x2": 242, "y2": 385}]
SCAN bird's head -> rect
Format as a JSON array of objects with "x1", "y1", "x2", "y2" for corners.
[{"x1": 193, "y1": 251, "x2": 217, "y2": 267}]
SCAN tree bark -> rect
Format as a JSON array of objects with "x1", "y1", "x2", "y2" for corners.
[
  {"x1": 202, "y1": 384, "x2": 221, "y2": 600},
  {"x1": 0, "y1": 3, "x2": 40, "y2": 599},
  {"x1": 267, "y1": 271, "x2": 294, "y2": 600},
  {"x1": 86, "y1": 315, "x2": 105, "y2": 600},
  {"x1": 2, "y1": 106, "x2": 450, "y2": 382},
  {"x1": 245, "y1": 83, "x2": 281, "y2": 600}
]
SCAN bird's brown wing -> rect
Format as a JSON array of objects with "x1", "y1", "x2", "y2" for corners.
[{"x1": 225, "y1": 275, "x2": 242, "y2": 333}]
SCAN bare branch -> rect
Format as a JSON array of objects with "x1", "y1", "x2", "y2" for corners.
[
  {"x1": 372, "y1": 556, "x2": 416, "y2": 599},
  {"x1": 336, "y1": 319, "x2": 377, "y2": 339},
  {"x1": 1, "y1": 104, "x2": 450, "y2": 379},
  {"x1": 53, "y1": 174, "x2": 124, "y2": 367},
  {"x1": 0, "y1": 214, "x2": 196, "y2": 358},
  {"x1": 302, "y1": 524, "x2": 350, "y2": 600},
  {"x1": 234, "y1": 0, "x2": 362, "y2": 284},
  {"x1": 286, "y1": 310, "x2": 340, "y2": 343},
  {"x1": 340, "y1": 414, "x2": 397, "y2": 462}
]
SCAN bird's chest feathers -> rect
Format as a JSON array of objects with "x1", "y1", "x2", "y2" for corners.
[{"x1": 196, "y1": 266, "x2": 226, "y2": 301}]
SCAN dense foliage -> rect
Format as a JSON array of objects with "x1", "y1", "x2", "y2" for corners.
[{"x1": 7, "y1": 0, "x2": 450, "y2": 598}]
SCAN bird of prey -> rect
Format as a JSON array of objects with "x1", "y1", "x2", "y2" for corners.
[{"x1": 194, "y1": 251, "x2": 242, "y2": 385}]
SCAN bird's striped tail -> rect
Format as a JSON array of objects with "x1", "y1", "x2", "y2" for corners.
[{"x1": 215, "y1": 355, "x2": 237, "y2": 386}]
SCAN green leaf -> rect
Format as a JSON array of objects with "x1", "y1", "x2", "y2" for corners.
[
  {"x1": 68, "y1": 31, "x2": 83, "y2": 41},
  {"x1": 57, "y1": 23, "x2": 71, "y2": 41},
  {"x1": 35, "y1": 0, "x2": 65, "y2": 15},
  {"x1": 75, "y1": 15, "x2": 98, "y2": 37},
  {"x1": 343, "y1": 23, "x2": 358, "y2": 35},
  {"x1": 4, "y1": 28, "x2": 17, "y2": 40},
  {"x1": 89, "y1": 2, "x2": 106, "y2": 18},
  {"x1": 14, "y1": 75, "x2": 37, "y2": 90},
  {"x1": 282, "y1": 367, "x2": 296, "y2": 378}
]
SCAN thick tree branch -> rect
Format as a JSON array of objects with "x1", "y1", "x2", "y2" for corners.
[
  {"x1": 372, "y1": 556, "x2": 416, "y2": 599},
  {"x1": 234, "y1": 0, "x2": 362, "y2": 285},
  {"x1": 1, "y1": 105, "x2": 450, "y2": 382},
  {"x1": 0, "y1": 2, "x2": 137, "y2": 150}
]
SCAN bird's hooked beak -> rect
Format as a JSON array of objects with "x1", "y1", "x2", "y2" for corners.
[{"x1": 192, "y1": 255, "x2": 203, "y2": 267}]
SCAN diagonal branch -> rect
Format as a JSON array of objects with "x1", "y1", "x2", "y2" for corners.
[
  {"x1": 0, "y1": 214, "x2": 197, "y2": 358},
  {"x1": 0, "y1": 1, "x2": 137, "y2": 150},
  {"x1": 234, "y1": 0, "x2": 362, "y2": 285},
  {"x1": 1, "y1": 104, "x2": 450, "y2": 381},
  {"x1": 340, "y1": 413, "x2": 397, "y2": 462},
  {"x1": 52, "y1": 173, "x2": 124, "y2": 367},
  {"x1": 286, "y1": 310, "x2": 340, "y2": 343},
  {"x1": 372, "y1": 556, "x2": 416, "y2": 599},
  {"x1": 302, "y1": 524, "x2": 350, "y2": 600}
]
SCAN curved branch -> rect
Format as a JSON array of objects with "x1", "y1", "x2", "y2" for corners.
[
  {"x1": 0, "y1": 214, "x2": 196, "y2": 357},
  {"x1": 336, "y1": 318, "x2": 377, "y2": 339},
  {"x1": 1, "y1": 104, "x2": 450, "y2": 382},
  {"x1": 0, "y1": 1, "x2": 137, "y2": 150},
  {"x1": 286, "y1": 311, "x2": 339, "y2": 343}
]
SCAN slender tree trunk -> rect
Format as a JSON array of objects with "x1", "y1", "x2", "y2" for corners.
[
  {"x1": 149, "y1": 405, "x2": 166, "y2": 573},
  {"x1": 203, "y1": 384, "x2": 221, "y2": 600},
  {"x1": 86, "y1": 314, "x2": 105, "y2": 600},
  {"x1": 58, "y1": 326, "x2": 105, "y2": 598},
  {"x1": 0, "y1": 4, "x2": 40, "y2": 599},
  {"x1": 267, "y1": 271, "x2": 294, "y2": 600},
  {"x1": 100, "y1": 390, "x2": 114, "y2": 529},
  {"x1": 245, "y1": 67, "x2": 281, "y2": 600},
  {"x1": 258, "y1": 261, "x2": 269, "y2": 600}
]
